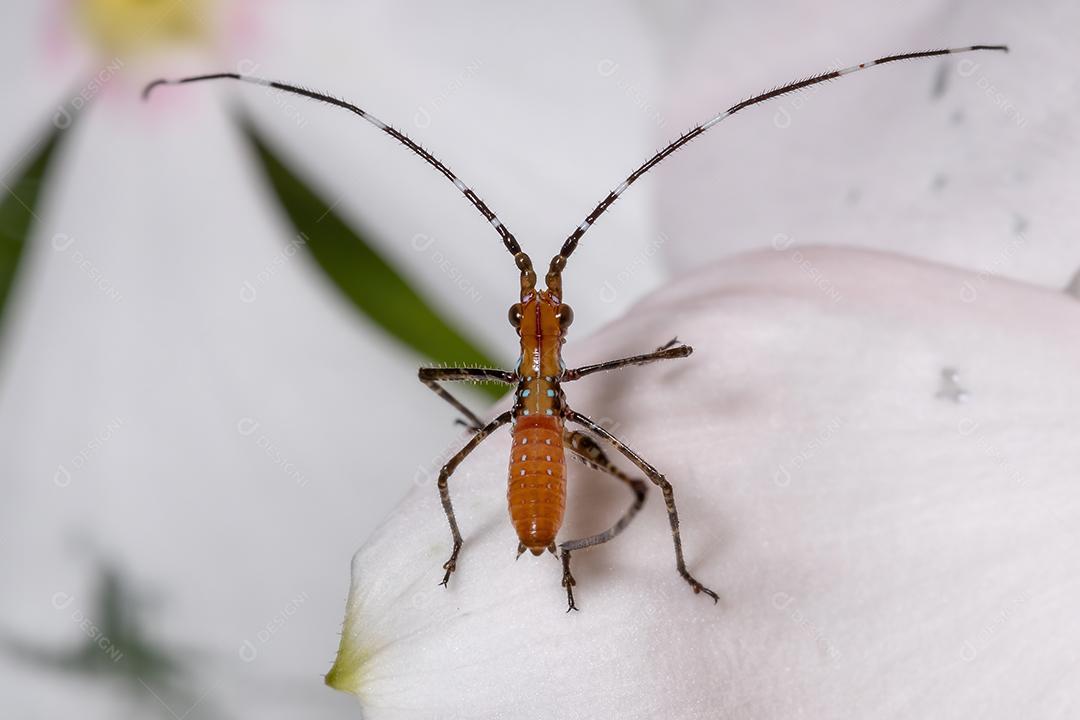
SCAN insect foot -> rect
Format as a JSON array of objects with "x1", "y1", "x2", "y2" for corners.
[
  {"x1": 683, "y1": 572, "x2": 719, "y2": 604},
  {"x1": 440, "y1": 542, "x2": 462, "y2": 586},
  {"x1": 656, "y1": 337, "x2": 684, "y2": 352},
  {"x1": 560, "y1": 550, "x2": 579, "y2": 612}
]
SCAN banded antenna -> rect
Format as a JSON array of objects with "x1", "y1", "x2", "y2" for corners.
[
  {"x1": 143, "y1": 74, "x2": 525, "y2": 263},
  {"x1": 548, "y1": 44, "x2": 1009, "y2": 281}
]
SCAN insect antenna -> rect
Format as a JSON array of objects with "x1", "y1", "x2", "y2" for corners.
[
  {"x1": 546, "y1": 44, "x2": 1009, "y2": 288},
  {"x1": 143, "y1": 72, "x2": 536, "y2": 284}
]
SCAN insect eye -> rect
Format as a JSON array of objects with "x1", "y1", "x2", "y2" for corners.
[
  {"x1": 508, "y1": 303, "x2": 523, "y2": 327},
  {"x1": 558, "y1": 304, "x2": 574, "y2": 330}
]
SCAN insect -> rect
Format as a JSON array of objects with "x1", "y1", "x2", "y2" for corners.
[{"x1": 146, "y1": 43, "x2": 1007, "y2": 611}]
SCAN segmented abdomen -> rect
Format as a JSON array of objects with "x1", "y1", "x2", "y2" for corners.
[{"x1": 507, "y1": 415, "x2": 566, "y2": 553}]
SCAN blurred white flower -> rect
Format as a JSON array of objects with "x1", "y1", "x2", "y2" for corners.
[
  {"x1": 326, "y1": 247, "x2": 1080, "y2": 719},
  {"x1": 0, "y1": 1, "x2": 673, "y2": 718}
]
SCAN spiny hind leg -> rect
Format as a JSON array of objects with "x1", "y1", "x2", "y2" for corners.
[
  {"x1": 437, "y1": 411, "x2": 512, "y2": 586},
  {"x1": 557, "y1": 430, "x2": 649, "y2": 611},
  {"x1": 418, "y1": 367, "x2": 516, "y2": 432},
  {"x1": 566, "y1": 411, "x2": 718, "y2": 604}
]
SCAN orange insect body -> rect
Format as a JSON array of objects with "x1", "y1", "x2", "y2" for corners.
[
  {"x1": 508, "y1": 415, "x2": 566, "y2": 553},
  {"x1": 507, "y1": 289, "x2": 570, "y2": 554}
]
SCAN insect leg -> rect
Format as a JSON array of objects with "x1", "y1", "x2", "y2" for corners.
[
  {"x1": 418, "y1": 367, "x2": 516, "y2": 432},
  {"x1": 558, "y1": 430, "x2": 648, "y2": 611},
  {"x1": 563, "y1": 340, "x2": 692, "y2": 382},
  {"x1": 437, "y1": 410, "x2": 513, "y2": 586},
  {"x1": 565, "y1": 410, "x2": 718, "y2": 604}
]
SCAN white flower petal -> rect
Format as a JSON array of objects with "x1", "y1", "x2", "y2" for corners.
[
  {"x1": 330, "y1": 247, "x2": 1080, "y2": 718},
  {"x1": 0, "y1": 92, "x2": 426, "y2": 718}
]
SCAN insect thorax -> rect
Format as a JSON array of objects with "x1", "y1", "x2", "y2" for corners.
[{"x1": 513, "y1": 290, "x2": 566, "y2": 421}]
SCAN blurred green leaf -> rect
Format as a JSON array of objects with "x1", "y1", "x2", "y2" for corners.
[
  {"x1": 2, "y1": 562, "x2": 222, "y2": 719},
  {"x1": 0, "y1": 123, "x2": 67, "y2": 331},
  {"x1": 241, "y1": 120, "x2": 506, "y2": 401}
]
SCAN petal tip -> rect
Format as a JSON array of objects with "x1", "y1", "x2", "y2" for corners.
[
  {"x1": 324, "y1": 588, "x2": 371, "y2": 696},
  {"x1": 324, "y1": 659, "x2": 358, "y2": 695},
  {"x1": 324, "y1": 640, "x2": 370, "y2": 695}
]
